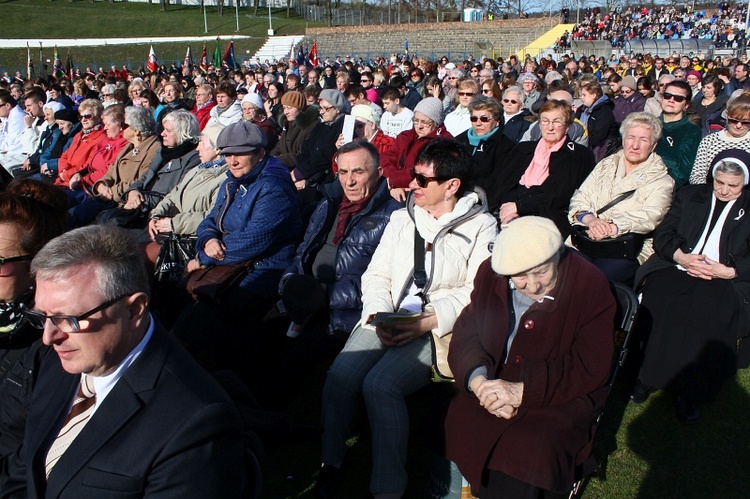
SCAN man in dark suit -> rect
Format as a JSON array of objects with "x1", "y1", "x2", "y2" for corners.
[
  {"x1": 1, "y1": 225, "x2": 248, "y2": 498},
  {"x1": 647, "y1": 57, "x2": 671, "y2": 80}
]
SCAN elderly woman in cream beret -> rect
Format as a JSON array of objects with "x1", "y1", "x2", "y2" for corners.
[{"x1": 445, "y1": 216, "x2": 616, "y2": 497}]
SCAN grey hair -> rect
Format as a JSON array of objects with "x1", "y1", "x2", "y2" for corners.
[
  {"x1": 620, "y1": 112, "x2": 663, "y2": 144},
  {"x1": 161, "y1": 109, "x2": 200, "y2": 145},
  {"x1": 125, "y1": 106, "x2": 156, "y2": 138},
  {"x1": 658, "y1": 74, "x2": 676, "y2": 85},
  {"x1": 468, "y1": 95, "x2": 503, "y2": 120},
  {"x1": 198, "y1": 84, "x2": 215, "y2": 99},
  {"x1": 714, "y1": 160, "x2": 749, "y2": 185},
  {"x1": 450, "y1": 69, "x2": 464, "y2": 80},
  {"x1": 101, "y1": 84, "x2": 116, "y2": 96},
  {"x1": 503, "y1": 85, "x2": 526, "y2": 104},
  {"x1": 337, "y1": 140, "x2": 380, "y2": 170},
  {"x1": 31, "y1": 225, "x2": 150, "y2": 301}
]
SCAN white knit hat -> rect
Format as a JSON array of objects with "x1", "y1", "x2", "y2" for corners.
[
  {"x1": 491, "y1": 217, "x2": 563, "y2": 275},
  {"x1": 414, "y1": 97, "x2": 444, "y2": 126}
]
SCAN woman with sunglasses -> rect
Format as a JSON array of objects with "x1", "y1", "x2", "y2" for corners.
[
  {"x1": 498, "y1": 99, "x2": 595, "y2": 238},
  {"x1": 444, "y1": 78, "x2": 480, "y2": 137},
  {"x1": 501, "y1": 86, "x2": 533, "y2": 143},
  {"x1": 53, "y1": 99, "x2": 106, "y2": 189},
  {"x1": 690, "y1": 92, "x2": 750, "y2": 184},
  {"x1": 454, "y1": 96, "x2": 515, "y2": 211},
  {"x1": 317, "y1": 139, "x2": 496, "y2": 499},
  {"x1": 0, "y1": 180, "x2": 67, "y2": 481},
  {"x1": 518, "y1": 72, "x2": 541, "y2": 111},
  {"x1": 481, "y1": 79, "x2": 503, "y2": 102}
]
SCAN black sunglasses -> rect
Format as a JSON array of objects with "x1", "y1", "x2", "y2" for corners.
[
  {"x1": 727, "y1": 118, "x2": 750, "y2": 127},
  {"x1": 470, "y1": 115, "x2": 493, "y2": 123},
  {"x1": 663, "y1": 92, "x2": 687, "y2": 103},
  {"x1": 410, "y1": 168, "x2": 448, "y2": 188}
]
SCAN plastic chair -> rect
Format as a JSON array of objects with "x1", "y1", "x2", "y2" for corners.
[{"x1": 569, "y1": 280, "x2": 640, "y2": 498}]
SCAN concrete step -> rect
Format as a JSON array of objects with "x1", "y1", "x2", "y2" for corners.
[{"x1": 251, "y1": 35, "x2": 305, "y2": 63}]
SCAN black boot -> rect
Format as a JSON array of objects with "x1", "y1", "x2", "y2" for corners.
[{"x1": 629, "y1": 379, "x2": 656, "y2": 404}]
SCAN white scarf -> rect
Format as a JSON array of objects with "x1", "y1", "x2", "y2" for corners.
[
  {"x1": 413, "y1": 192, "x2": 478, "y2": 243},
  {"x1": 678, "y1": 195, "x2": 736, "y2": 270}
]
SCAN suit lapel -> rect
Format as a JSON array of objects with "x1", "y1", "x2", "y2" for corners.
[{"x1": 44, "y1": 324, "x2": 169, "y2": 496}]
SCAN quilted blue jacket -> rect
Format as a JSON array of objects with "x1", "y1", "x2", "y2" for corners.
[
  {"x1": 282, "y1": 177, "x2": 400, "y2": 334},
  {"x1": 196, "y1": 155, "x2": 303, "y2": 297}
]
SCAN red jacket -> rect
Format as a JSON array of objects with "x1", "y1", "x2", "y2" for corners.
[
  {"x1": 445, "y1": 252, "x2": 614, "y2": 493},
  {"x1": 80, "y1": 132, "x2": 129, "y2": 190},
  {"x1": 192, "y1": 101, "x2": 217, "y2": 131},
  {"x1": 55, "y1": 126, "x2": 107, "y2": 187},
  {"x1": 380, "y1": 126, "x2": 452, "y2": 188}
]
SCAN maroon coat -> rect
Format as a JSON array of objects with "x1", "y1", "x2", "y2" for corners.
[
  {"x1": 445, "y1": 251, "x2": 615, "y2": 493},
  {"x1": 380, "y1": 126, "x2": 453, "y2": 188}
]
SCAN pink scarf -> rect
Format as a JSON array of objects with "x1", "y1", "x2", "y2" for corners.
[{"x1": 519, "y1": 136, "x2": 567, "y2": 187}]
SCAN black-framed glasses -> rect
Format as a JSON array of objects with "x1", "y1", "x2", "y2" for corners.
[
  {"x1": 470, "y1": 115, "x2": 493, "y2": 123},
  {"x1": 410, "y1": 168, "x2": 448, "y2": 188},
  {"x1": 0, "y1": 254, "x2": 33, "y2": 276},
  {"x1": 663, "y1": 92, "x2": 687, "y2": 103},
  {"x1": 24, "y1": 293, "x2": 131, "y2": 334},
  {"x1": 503, "y1": 98, "x2": 518, "y2": 104}
]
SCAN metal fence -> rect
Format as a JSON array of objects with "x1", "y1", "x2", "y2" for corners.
[{"x1": 296, "y1": 4, "x2": 461, "y2": 25}]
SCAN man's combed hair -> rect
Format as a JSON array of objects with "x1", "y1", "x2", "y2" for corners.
[{"x1": 31, "y1": 225, "x2": 150, "y2": 300}]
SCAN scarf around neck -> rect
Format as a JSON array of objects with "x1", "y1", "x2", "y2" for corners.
[
  {"x1": 467, "y1": 125, "x2": 500, "y2": 148},
  {"x1": 413, "y1": 192, "x2": 479, "y2": 243},
  {"x1": 0, "y1": 288, "x2": 34, "y2": 336},
  {"x1": 519, "y1": 136, "x2": 567, "y2": 187}
]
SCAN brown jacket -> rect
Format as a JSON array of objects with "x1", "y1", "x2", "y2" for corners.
[{"x1": 92, "y1": 135, "x2": 161, "y2": 203}]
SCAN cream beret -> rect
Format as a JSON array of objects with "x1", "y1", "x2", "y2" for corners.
[{"x1": 491, "y1": 216, "x2": 563, "y2": 275}]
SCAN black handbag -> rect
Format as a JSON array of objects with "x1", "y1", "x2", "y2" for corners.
[
  {"x1": 413, "y1": 229, "x2": 454, "y2": 383},
  {"x1": 154, "y1": 234, "x2": 196, "y2": 283},
  {"x1": 570, "y1": 190, "x2": 645, "y2": 261}
]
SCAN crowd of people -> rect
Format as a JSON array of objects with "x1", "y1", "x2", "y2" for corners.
[
  {"x1": 561, "y1": 3, "x2": 748, "y2": 48},
  {"x1": 0, "y1": 41, "x2": 750, "y2": 498}
]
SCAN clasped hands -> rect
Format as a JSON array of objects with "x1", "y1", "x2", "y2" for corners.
[
  {"x1": 374, "y1": 312, "x2": 437, "y2": 348},
  {"x1": 674, "y1": 249, "x2": 736, "y2": 280},
  {"x1": 470, "y1": 375, "x2": 524, "y2": 420},
  {"x1": 580, "y1": 213, "x2": 618, "y2": 240}
]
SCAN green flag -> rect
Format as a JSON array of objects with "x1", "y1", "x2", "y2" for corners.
[{"x1": 213, "y1": 39, "x2": 221, "y2": 68}]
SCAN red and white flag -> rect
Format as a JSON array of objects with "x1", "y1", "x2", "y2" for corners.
[
  {"x1": 309, "y1": 43, "x2": 319, "y2": 68},
  {"x1": 147, "y1": 45, "x2": 158, "y2": 73}
]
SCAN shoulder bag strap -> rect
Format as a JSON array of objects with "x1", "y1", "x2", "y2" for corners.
[
  {"x1": 596, "y1": 189, "x2": 637, "y2": 216},
  {"x1": 413, "y1": 227, "x2": 427, "y2": 312}
]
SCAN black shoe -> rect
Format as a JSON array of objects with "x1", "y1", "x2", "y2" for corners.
[
  {"x1": 629, "y1": 380, "x2": 656, "y2": 404},
  {"x1": 676, "y1": 397, "x2": 700, "y2": 424},
  {"x1": 316, "y1": 464, "x2": 341, "y2": 499}
]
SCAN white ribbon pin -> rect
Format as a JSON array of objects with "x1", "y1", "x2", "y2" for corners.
[{"x1": 735, "y1": 209, "x2": 745, "y2": 221}]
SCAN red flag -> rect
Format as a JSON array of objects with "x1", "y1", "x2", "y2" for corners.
[
  {"x1": 309, "y1": 43, "x2": 319, "y2": 68},
  {"x1": 147, "y1": 45, "x2": 158, "y2": 73},
  {"x1": 199, "y1": 43, "x2": 208, "y2": 73}
]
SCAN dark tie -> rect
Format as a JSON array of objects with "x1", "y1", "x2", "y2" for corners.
[{"x1": 45, "y1": 375, "x2": 96, "y2": 477}]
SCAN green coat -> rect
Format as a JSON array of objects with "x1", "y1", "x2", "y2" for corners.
[{"x1": 655, "y1": 115, "x2": 702, "y2": 188}]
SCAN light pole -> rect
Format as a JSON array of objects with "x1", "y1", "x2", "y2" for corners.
[
  {"x1": 236, "y1": 0, "x2": 240, "y2": 32},
  {"x1": 203, "y1": 0, "x2": 208, "y2": 34},
  {"x1": 268, "y1": 2, "x2": 275, "y2": 36}
]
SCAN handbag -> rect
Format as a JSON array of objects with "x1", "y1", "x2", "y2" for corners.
[
  {"x1": 154, "y1": 234, "x2": 196, "y2": 283},
  {"x1": 570, "y1": 190, "x2": 645, "y2": 261},
  {"x1": 182, "y1": 260, "x2": 254, "y2": 303},
  {"x1": 413, "y1": 229, "x2": 455, "y2": 383}
]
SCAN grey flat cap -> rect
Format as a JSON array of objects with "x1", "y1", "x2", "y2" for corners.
[{"x1": 216, "y1": 121, "x2": 267, "y2": 155}]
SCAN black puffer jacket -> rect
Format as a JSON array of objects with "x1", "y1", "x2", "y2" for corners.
[
  {"x1": 282, "y1": 177, "x2": 400, "y2": 334},
  {"x1": 294, "y1": 115, "x2": 345, "y2": 185}
]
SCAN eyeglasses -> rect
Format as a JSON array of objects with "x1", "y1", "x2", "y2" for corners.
[
  {"x1": 458, "y1": 92, "x2": 475, "y2": 97},
  {"x1": 410, "y1": 168, "x2": 448, "y2": 188},
  {"x1": 621, "y1": 88, "x2": 634, "y2": 95},
  {"x1": 502, "y1": 99, "x2": 518, "y2": 104},
  {"x1": 360, "y1": 78, "x2": 371, "y2": 82},
  {"x1": 24, "y1": 293, "x2": 131, "y2": 334},
  {"x1": 410, "y1": 74, "x2": 420, "y2": 78},
  {"x1": 539, "y1": 118, "x2": 566, "y2": 127},
  {"x1": 663, "y1": 92, "x2": 687, "y2": 103},
  {"x1": 470, "y1": 115, "x2": 493, "y2": 123},
  {"x1": 727, "y1": 118, "x2": 750, "y2": 127},
  {"x1": 412, "y1": 117, "x2": 435, "y2": 127},
  {"x1": 79, "y1": 113, "x2": 94, "y2": 120},
  {"x1": 482, "y1": 89, "x2": 493, "y2": 94},
  {"x1": 0, "y1": 254, "x2": 33, "y2": 277},
  {"x1": 447, "y1": 77, "x2": 458, "y2": 80},
  {"x1": 101, "y1": 94, "x2": 113, "y2": 98},
  {"x1": 319, "y1": 104, "x2": 334, "y2": 113}
]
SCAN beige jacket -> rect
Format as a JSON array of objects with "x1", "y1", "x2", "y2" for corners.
[{"x1": 568, "y1": 150, "x2": 675, "y2": 263}]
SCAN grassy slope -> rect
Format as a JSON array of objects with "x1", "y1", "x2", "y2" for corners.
[{"x1": 0, "y1": 0, "x2": 320, "y2": 72}]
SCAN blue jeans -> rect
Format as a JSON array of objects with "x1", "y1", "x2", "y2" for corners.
[{"x1": 321, "y1": 324, "x2": 432, "y2": 495}]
